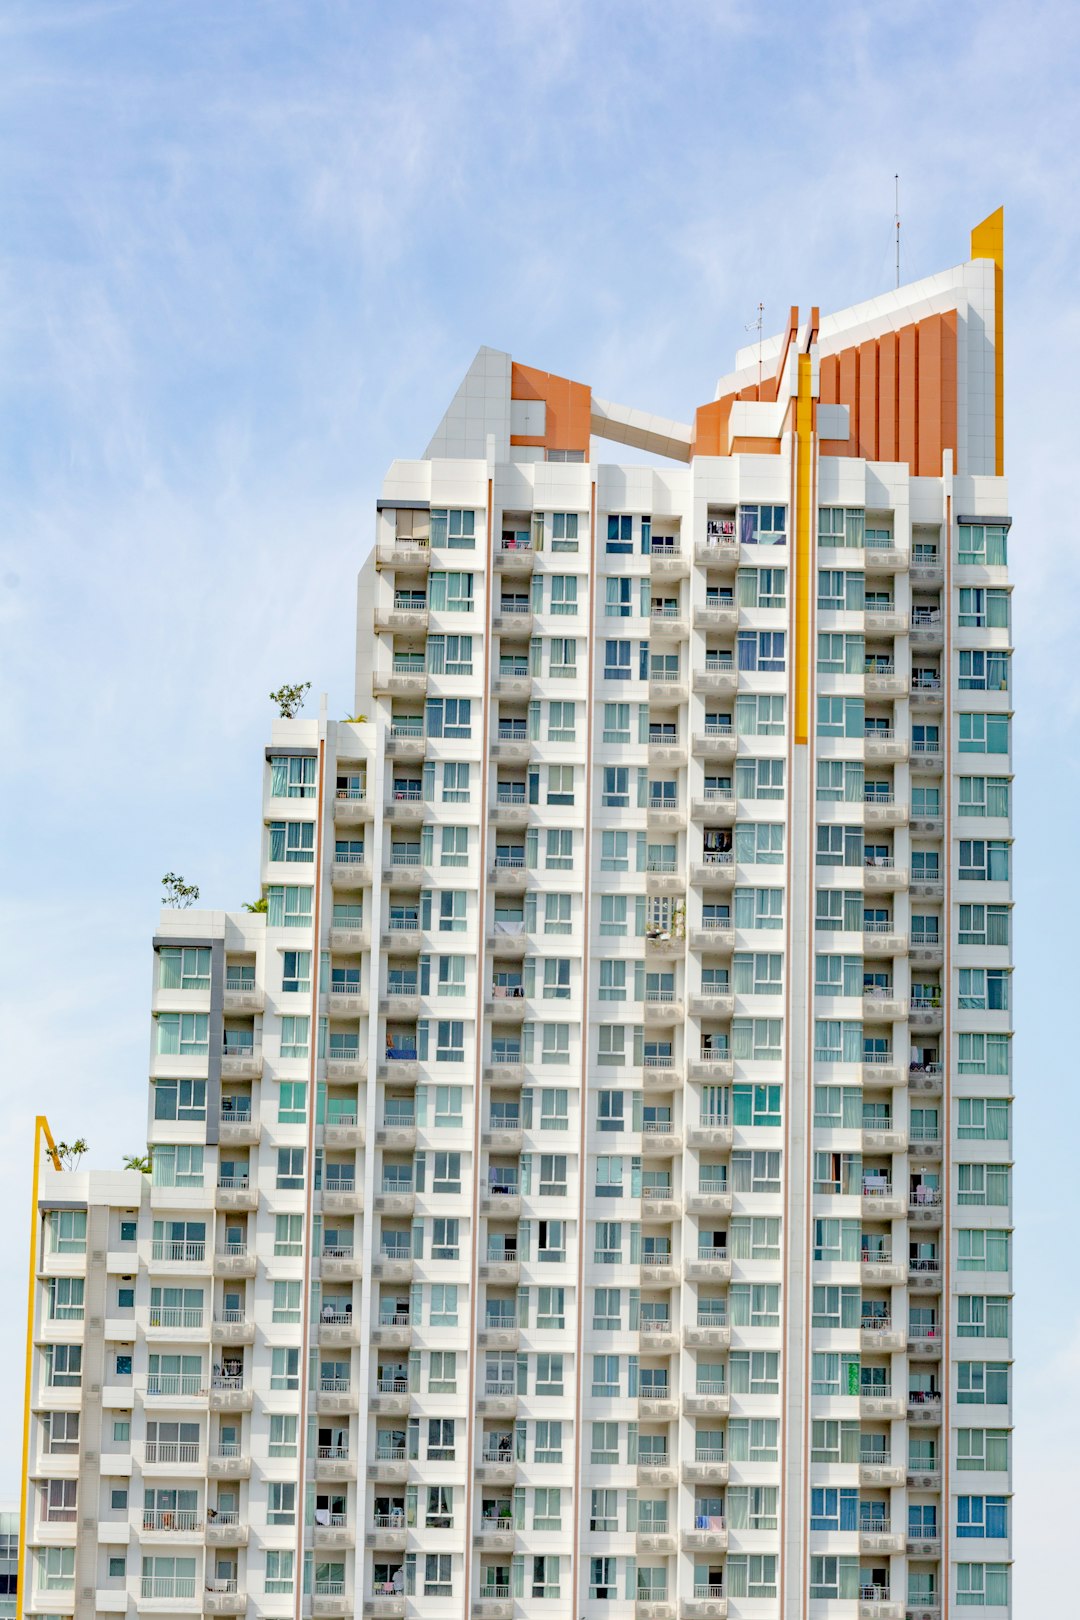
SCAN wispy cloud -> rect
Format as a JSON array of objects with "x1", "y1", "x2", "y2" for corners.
[{"x1": 0, "y1": 3, "x2": 1076, "y2": 1602}]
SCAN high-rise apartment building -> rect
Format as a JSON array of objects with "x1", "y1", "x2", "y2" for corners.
[{"x1": 20, "y1": 212, "x2": 1012, "y2": 1620}]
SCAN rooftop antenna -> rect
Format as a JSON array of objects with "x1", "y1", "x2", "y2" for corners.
[
  {"x1": 745, "y1": 302, "x2": 764, "y2": 389},
  {"x1": 894, "y1": 174, "x2": 901, "y2": 289}
]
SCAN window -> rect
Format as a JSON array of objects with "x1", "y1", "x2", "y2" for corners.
[
  {"x1": 726, "y1": 1554, "x2": 778, "y2": 1599},
  {"x1": 956, "y1": 1563, "x2": 1009, "y2": 1606},
  {"x1": 737, "y1": 565, "x2": 787, "y2": 607},
  {"x1": 46, "y1": 1344, "x2": 82, "y2": 1386},
  {"x1": 958, "y1": 523, "x2": 1007, "y2": 566},
  {"x1": 547, "y1": 701, "x2": 576, "y2": 741},
  {"x1": 816, "y1": 695, "x2": 863, "y2": 737},
  {"x1": 268, "y1": 819, "x2": 315, "y2": 863},
  {"x1": 271, "y1": 1349, "x2": 300, "y2": 1391},
  {"x1": 277, "y1": 1081, "x2": 307, "y2": 1124},
  {"x1": 428, "y1": 570, "x2": 473, "y2": 611},
  {"x1": 267, "y1": 1482, "x2": 296, "y2": 1525},
  {"x1": 815, "y1": 759, "x2": 863, "y2": 801},
  {"x1": 957, "y1": 1231, "x2": 1011, "y2": 1272},
  {"x1": 270, "y1": 754, "x2": 316, "y2": 798},
  {"x1": 269, "y1": 1414, "x2": 298, "y2": 1458},
  {"x1": 430, "y1": 1285, "x2": 458, "y2": 1326},
  {"x1": 818, "y1": 507, "x2": 865, "y2": 547},
  {"x1": 740, "y1": 504, "x2": 786, "y2": 544},
  {"x1": 431, "y1": 508, "x2": 475, "y2": 548},
  {"x1": 155, "y1": 1012, "x2": 209, "y2": 1056},
  {"x1": 603, "y1": 638, "x2": 631, "y2": 680},
  {"x1": 276, "y1": 1148, "x2": 304, "y2": 1189},
  {"x1": 44, "y1": 1411, "x2": 80, "y2": 1453},
  {"x1": 272, "y1": 1280, "x2": 301, "y2": 1323},
  {"x1": 959, "y1": 839, "x2": 1010, "y2": 882},
  {"x1": 958, "y1": 1097, "x2": 1010, "y2": 1141},
  {"x1": 817, "y1": 569, "x2": 864, "y2": 611},
  {"x1": 274, "y1": 1214, "x2": 303, "y2": 1256},
  {"x1": 281, "y1": 949, "x2": 311, "y2": 994},
  {"x1": 957, "y1": 1496, "x2": 1009, "y2": 1539},
  {"x1": 958, "y1": 1428, "x2": 1009, "y2": 1470},
  {"x1": 957, "y1": 1034, "x2": 1011, "y2": 1076},
  {"x1": 959, "y1": 713, "x2": 1010, "y2": 754},
  {"x1": 425, "y1": 696, "x2": 472, "y2": 739},
  {"x1": 279, "y1": 1015, "x2": 309, "y2": 1059},
  {"x1": 810, "y1": 1487, "x2": 858, "y2": 1531},
  {"x1": 428, "y1": 1350, "x2": 457, "y2": 1393},
  {"x1": 158, "y1": 945, "x2": 210, "y2": 990},
  {"x1": 735, "y1": 886, "x2": 783, "y2": 930},
  {"x1": 48, "y1": 1210, "x2": 87, "y2": 1254},
  {"x1": 535, "y1": 1419, "x2": 563, "y2": 1462},
  {"x1": 36, "y1": 1547, "x2": 76, "y2": 1591},
  {"x1": 959, "y1": 649, "x2": 1010, "y2": 691},
  {"x1": 958, "y1": 1296, "x2": 1010, "y2": 1338},
  {"x1": 737, "y1": 629, "x2": 786, "y2": 671},
  {"x1": 602, "y1": 766, "x2": 629, "y2": 807},
  {"x1": 606, "y1": 514, "x2": 633, "y2": 553},
  {"x1": 265, "y1": 1550, "x2": 295, "y2": 1595},
  {"x1": 957, "y1": 1362, "x2": 1009, "y2": 1404},
  {"x1": 442, "y1": 761, "x2": 470, "y2": 802},
  {"x1": 432, "y1": 1151, "x2": 461, "y2": 1193}
]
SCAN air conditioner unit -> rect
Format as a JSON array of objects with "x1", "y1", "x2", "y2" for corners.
[
  {"x1": 81, "y1": 1586, "x2": 95, "y2": 1600},
  {"x1": 89, "y1": 1316, "x2": 103, "y2": 1330},
  {"x1": 88, "y1": 1382, "x2": 101, "y2": 1395},
  {"x1": 91, "y1": 1249, "x2": 106, "y2": 1261},
  {"x1": 82, "y1": 1449, "x2": 98, "y2": 1463},
  {"x1": 917, "y1": 1472, "x2": 934, "y2": 1487},
  {"x1": 706, "y1": 1398, "x2": 722, "y2": 1412}
]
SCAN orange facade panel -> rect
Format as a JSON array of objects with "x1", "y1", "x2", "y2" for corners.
[{"x1": 510, "y1": 362, "x2": 591, "y2": 454}]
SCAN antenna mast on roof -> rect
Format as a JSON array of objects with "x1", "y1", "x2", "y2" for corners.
[
  {"x1": 894, "y1": 174, "x2": 901, "y2": 289},
  {"x1": 745, "y1": 303, "x2": 765, "y2": 390}
]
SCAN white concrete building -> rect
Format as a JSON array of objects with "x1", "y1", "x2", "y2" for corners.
[{"x1": 20, "y1": 211, "x2": 1012, "y2": 1620}]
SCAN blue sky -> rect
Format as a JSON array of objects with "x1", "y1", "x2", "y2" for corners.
[{"x1": 1, "y1": 0, "x2": 1075, "y2": 1600}]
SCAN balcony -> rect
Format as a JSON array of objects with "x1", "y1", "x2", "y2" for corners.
[
  {"x1": 648, "y1": 732, "x2": 687, "y2": 766},
  {"x1": 372, "y1": 1249, "x2": 414, "y2": 1284},
  {"x1": 211, "y1": 1311, "x2": 255, "y2": 1346},
  {"x1": 686, "y1": 1247, "x2": 730, "y2": 1283},
  {"x1": 863, "y1": 727, "x2": 909, "y2": 763},
  {"x1": 475, "y1": 1448, "x2": 517, "y2": 1485},
  {"x1": 640, "y1": 1188, "x2": 680, "y2": 1222},
  {"x1": 637, "y1": 1389, "x2": 678, "y2": 1421},
  {"x1": 473, "y1": 1514, "x2": 515, "y2": 1551},
  {"x1": 692, "y1": 661, "x2": 737, "y2": 696},
  {"x1": 647, "y1": 797, "x2": 684, "y2": 831},
  {"x1": 495, "y1": 535, "x2": 536, "y2": 573},
  {"x1": 908, "y1": 1257, "x2": 942, "y2": 1291},
  {"x1": 324, "y1": 1117, "x2": 364, "y2": 1151},
  {"x1": 861, "y1": 1180, "x2": 907, "y2": 1218},
  {"x1": 688, "y1": 1050, "x2": 733, "y2": 1082},
  {"x1": 208, "y1": 1377, "x2": 253, "y2": 1414},
  {"x1": 910, "y1": 736, "x2": 944, "y2": 770},
  {"x1": 142, "y1": 1507, "x2": 203, "y2": 1536},
  {"x1": 321, "y1": 1246, "x2": 364, "y2": 1281},
  {"x1": 477, "y1": 1381, "x2": 519, "y2": 1419},
  {"x1": 909, "y1": 607, "x2": 944, "y2": 647},
  {"x1": 213, "y1": 1176, "x2": 257, "y2": 1212},
  {"x1": 473, "y1": 1594, "x2": 513, "y2": 1620},
  {"x1": 332, "y1": 851, "x2": 374, "y2": 887},
  {"x1": 908, "y1": 1062, "x2": 944, "y2": 1097},
  {"x1": 314, "y1": 1518, "x2": 355, "y2": 1551},
  {"x1": 863, "y1": 855, "x2": 908, "y2": 891},
  {"x1": 320, "y1": 1311, "x2": 362, "y2": 1348},
  {"x1": 858, "y1": 1518, "x2": 904, "y2": 1555},
  {"x1": 909, "y1": 929, "x2": 944, "y2": 968},
  {"x1": 859, "y1": 1319, "x2": 906, "y2": 1353},
  {"x1": 859, "y1": 1385, "x2": 906, "y2": 1420},
  {"x1": 220, "y1": 1042, "x2": 263, "y2": 1080},
  {"x1": 863, "y1": 790, "x2": 907, "y2": 828},
  {"x1": 315, "y1": 1445, "x2": 357, "y2": 1484},
  {"x1": 375, "y1": 1113, "x2": 417, "y2": 1150},
  {"x1": 690, "y1": 852, "x2": 734, "y2": 889},
  {"x1": 688, "y1": 989, "x2": 734, "y2": 1018},
  {"x1": 909, "y1": 1186, "x2": 944, "y2": 1228},
  {"x1": 371, "y1": 1312, "x2": 412, "y2": 1349},
  {"x1": 205, "y1": 1512, "x2": 248, "y2": 1546},
  {"x1": 687, "y1": 1117, "x2": 733, "y2": 1150},
  {"x1": 688, "y1": 922, "x2": 734, "y2": 953},
  {"x1": 479, "y1": 1250, "x2": 521, "y2": 1285},
  {"x1": 911, "y1": 672, "x2": 944, "y2": 708},
  {"x1": 477, "y1": 1317, "x2": 520, "y2": 1351},
  {"x1": 636, "y1": 1526, "x2": 677, "y2": 1556},
  {"x1": 144, "y1": 1439, "x2": 200, "y2": 1467},
  {"x1": 379, "y1": 662, "x2": 428, "y2": 700},
  {"x1": 861, "y1": 1125, "x2": 906, "y2": 1153},
  {"x1": 857, "y1": 1587, "x2": 903, "y2": 1620},
  {"x1": 204, "y1": 1584, "x2": 246, "y2": 1615},
  {"x1": 384, "y1": 789, "x2": 425, "y2": 825},
  {"x1": 693, "y1": 601, "x2": 738, "y2": 631},
  {"x1": 906, "y1": 1524, "x2": 943, "y2": 1558},
  {"x1": 636, "y1": 1599, "x2": 675, "y2": 1620},
  {"x1": 909, "y1": 994, "x2": 944, "y2": 1033},
  {"x1": 636, "y1": 1455, "x2": 677, "y2": 1487},
  {"x1": 682, "y1": 1520, "x2": 728, "y2": 1554},
  {"x1": 488, "y1": 855, "x2": 529, "y2": 891},
  {"x1": 328, "y1": 981, "x2": 367, "y2": 1016},
  {"x1": 492, "y1": 602, "x2": 533, "y2": 633},
  {"x1": 862, "y1": 930, "x2": 907, "y2": 967},
  {"x1": 375, "y1": 535, "x2": 431, "y2": 570},
  {"x1": 908, "y1": 1390, "x2": 943, "y2": 1423},
  {"x1": 858, "y1": 1451, "x2": 906, "y2": 1488},
  {"x1": 864, "y1": 664, "x2": 906, "y2": 697},
  {"x1": 859, "y1": 1253, "x2": 906, "y2": 1287},
  {"x1": 218, "y1": 1106, "x2": 260, "y2": 1147},
  {"x1": 638, "y1": 1318, "x2": 679, "y2": 1352},
  {"x1": 368, "y1": 1445, "x2": 409, "y2": 1484},
  {"x1": 864, "y1": 603, "x2": 906, "y2": 634},
  {"x1": 684, "y1": 1312, "x2": 730, "y2": 1350},
  {"x1": 333, "y1": 788, "x2": 372, "y2": 827},
  {"x1": 222, "y1": 976, "x2": 262, "y2": 1013},
  {"x1": 312, "y1": 1587, "x2": 353, "y2": 1619},
  {"x1": 640, "y1": 1120, "x2": 682, "y2": 1155},
  {"x1": 376, "y1": 597, "x2": 429, "y2": 632},
  {"x1": 326, "y1": 1050, "x2": 366, "y2": 1082},
  {"x1": 682, "y1": 1590, "x2": 728, "y2": 1620},
  {"x1": 316, "y1": 1379, "x2": 358, "y2": 1417},
  {"x1": 682, "y1": 1446, "x2": 729, "y2": 1480},
  {"x1": 685, "y1": 1183, "x2": 731, "y2": 1217},
  {"x1": 908, "y1": 1323, "x2": 943, "y2": 1359},
  {"x1": 650, "y1": 539, "x2": 688, "y2": 578},
  {"x1": 480, "y1": 1186, "x2": 521, "y2": 1219},
  {"x1": 370, "y1": 1377, "x2": 411, "y2": 1417},
  {"x1": 490, "y1": 734, "x2": 531, "y2": 765},
  {"x1": 860, "y1": 1054, "x2": 904, "y2": 1086},
  {"x1": 638, "y1": 1253, "x2": 678, "y2": 1285},
  {"x1": 323, "y1": 1183, "x2": 364, "y2": 1216}
]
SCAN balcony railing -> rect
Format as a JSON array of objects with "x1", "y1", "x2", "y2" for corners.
[
  {"x1": 145, "y1": 1441, "x2": 200, "y2": 1464},
  {"x1": 696, "y1": 1311, "x2": 728, "y2": 1329},
  {"x1": 319, "y1": 1377, "x2": 351, "y2": 1393},
  {"x1": 860, "y1": 1449, "x2": 891, "y2": 1466},
  {"x1": 147, "y1": 1372, "x2": 204, "y2": 1397},
  {"x1": 696, "y1": 1247, "x2": 729, "y2": 1262},
  {"x1": 152, "y1": 1240, "x2": 205, "y2": 1262},
  {"x1": 143, "y1": 1508, "x2": 202, "y2": 1532},
  {"x1": 142, "y1": 1578, "x2": 197, "y2": 1599},
  {"x1": 638, "y1": 1452, "x2": 669, "y2": 1468},
  {"x1": 694, "y1": 1586, "x2": 725, "y2": 1600},
  {"x1": 149, "y1": 1307, "x2": 204, "y2": 1329},
  {"x1": 336, "y1": 785, "x2": 367, "y2": 800}
]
